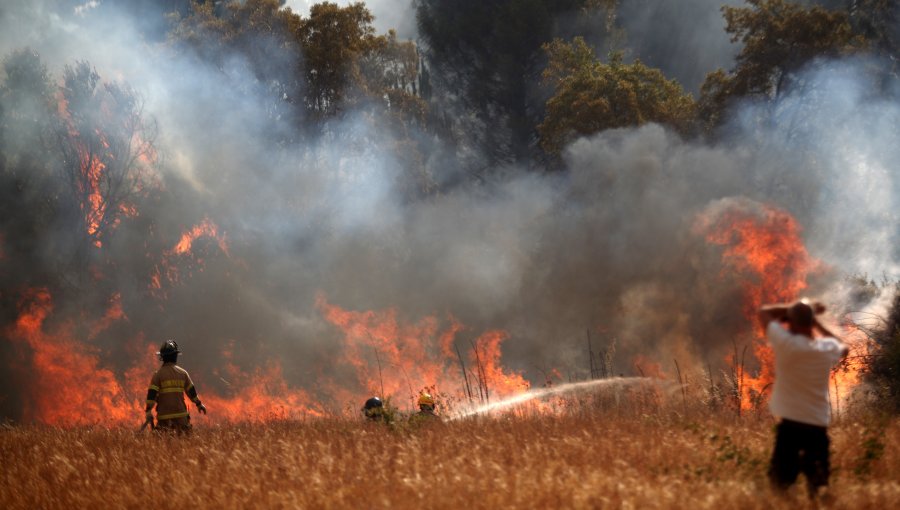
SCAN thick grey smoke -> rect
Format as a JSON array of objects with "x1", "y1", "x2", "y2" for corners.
[
  {"x1": 615, "y1": 0, "x2": 743, "y2": 93},
  {"x1": 0, "y1": 1, "x2": 897, "y2": 419}
]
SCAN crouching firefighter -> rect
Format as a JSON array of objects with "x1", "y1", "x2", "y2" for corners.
[
  {"x1": 408, "y1": 393, "x2": 442, "y2": 427},
  {"x1": 362, "y1": 396, "x2": 385, "y2": 421},
  {"x1": 145, "y1": 340, "x2": 207, "y2": 434}
]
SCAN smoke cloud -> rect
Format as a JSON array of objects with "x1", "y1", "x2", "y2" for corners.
[{"x1": 614, "y1": 0, "x2": 743, "y2": 92}]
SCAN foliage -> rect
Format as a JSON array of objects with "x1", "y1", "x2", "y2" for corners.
[
  {"x1": 56, "y1": 62, "x2": 158, "y2": 251},
  {"x1": 0, "y1": 51, "x2": 158, "y2": 299},
  {"x1": 415, "y1": 0, "x2": 607, "y2": 165},
  {"x1": 169, "y1": 1, "x2": 431, "y2": 194},
  {"x1": 698, "y1": 0, "x2": 865, "y2": 129},
  {"x1": 171, "y1": 1, "x2": 423, "y2": 128},
  {"x1": 539, "y1": 37, "x2": 696, "y2": 155},
  {"x1": 864, "y1": 284, "x2": 900, "y2": 412},
  {"x1": 169, "y1": 0, "x2": 306, "y2": 134},
  {"x1": 299, "y1": 1, "x2": 378, "y2": 116}
]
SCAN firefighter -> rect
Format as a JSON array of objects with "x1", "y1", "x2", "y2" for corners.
[
  {"x1": 144, "y1": 340, "x2": 207, "y2": 434},
  {"x1": 409, "y1": 392, "x2": 441, "y2": 426},
  {"x1": 362, "y1": 396, "x2": 385, "y2": 421}
]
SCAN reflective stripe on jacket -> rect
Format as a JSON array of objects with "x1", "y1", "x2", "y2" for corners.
[{"x1": 147, "y1": 363, "x2": 197, "y2": 420}]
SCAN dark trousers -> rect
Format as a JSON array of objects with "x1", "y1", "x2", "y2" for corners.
[
  {"x1": 156, "y1": 416, "x2": 192, "y2": 435},
  {"x1": 768, "y1": 419, "x2": 830, "y2": 497}
]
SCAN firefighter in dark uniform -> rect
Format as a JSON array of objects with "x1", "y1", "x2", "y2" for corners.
[
  {"x1": 363, "y1": 396, "x2": 385, "y2": 421},
  {"x1": 145, "y1": 340, "x2": 207, "y2": 433}
]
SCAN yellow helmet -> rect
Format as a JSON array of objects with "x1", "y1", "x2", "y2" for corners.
[{"x1": 417, "y1": 393, "x2": 435, "y2": 407}]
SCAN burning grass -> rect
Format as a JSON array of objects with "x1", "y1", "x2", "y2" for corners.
[{"x1": 2, "y1": 407, "x2": 898, "y2": 509}]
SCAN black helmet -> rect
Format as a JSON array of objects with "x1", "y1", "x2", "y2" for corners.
[
  {"x1": 157, "y1": 340, "x2": 181, "y2": 361},
  {"x1": 363, "y1": 396, "x2": 384, "y2": 419}
]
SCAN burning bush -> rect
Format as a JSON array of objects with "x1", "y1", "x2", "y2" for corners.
[{"x1": 863, "y1": 282, "x2": 900, "y2": 412}]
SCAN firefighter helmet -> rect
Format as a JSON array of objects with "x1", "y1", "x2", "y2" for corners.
[
  {"x1": 363, "y1": 396, "x2": 384, "y2": 420},
  {"x1": 156, "y1": 340, "x2": 181, "y2": 360},
  {"x1": 417, "y1": 393, "x2": 435, "y2": 407},
  {"x1": 364, "y1": 396, "x2": 383, "y2": 410}
]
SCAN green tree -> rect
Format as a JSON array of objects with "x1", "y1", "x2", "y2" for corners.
[
  {"x1": 171, "y1": 1, "x2": 423, "y2": 128},
  {"x1": 698, "y1": 0, "x2": 865, "y2": 129},
  {"x1": 539, "y1": 38, "x2": 695, "y2": 155},
  {"x1": 170, "y1": 0, "x2": 306, "y2": 136},
  {"x1": 416, "y1": 0, "x2": 611, "y2": 166},
  {"x1": 299, "y1": 2, "x2": 425, "y2": 124},
  {"x1": 358, "y1": 30, "x2": 426, "y2": 125},
  {"x1": 299, "y1": 2, "x2": 380, "y2": 117}
]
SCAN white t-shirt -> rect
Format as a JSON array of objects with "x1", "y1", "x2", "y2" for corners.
[{"x1": 767, "y1": 321, "x2": 845, "y2": 427}]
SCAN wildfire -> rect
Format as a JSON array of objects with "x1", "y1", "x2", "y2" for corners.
[
  {"x1": 695, "y1": 198, "x2": 860, "y2": 411},
  {"x1": 4, "y1": 279, "x2": 535, "y2": 426},
  {"x1": 56, "y1": 85, "x2": 155, "y2": 250},
  {"x1": 88, "y1": 292, "x2": 127, "y2": 339},
  {"x1": 632, "y1": 355, "x2": 666, "y2": 379},
  {"x1": 6, "y1": 288, "x2": 328, "y2": 426},
  {"x1": 81, "y1": 154, "x2": 106, "y2": 246},
  {"x1": 206, "y1": 359, "x2": 327, "y2": 420},
  {"x1": 8, "y1": 289, "x2": 135, "y2": 425},
  {"x1": 316, "y1": 294, "x2": 529, "y2": 409},
  {"x1": 152, "y1": 217, "x2": 230, "y2": 293},
  {"x1": 172, "y1": 218, "x2": 229, "y2": 256}
]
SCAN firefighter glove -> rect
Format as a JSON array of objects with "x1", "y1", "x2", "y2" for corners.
[
  {"x1": 145, "y1": 410, "x2": 153, "y2": 422},
  {"x1": 197, "y1": 402, "x2": 207, "y2": 415}
]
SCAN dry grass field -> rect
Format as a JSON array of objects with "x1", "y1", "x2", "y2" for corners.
[{"x1": 1, "y1": 405, "x2": 898, "y2": 510}]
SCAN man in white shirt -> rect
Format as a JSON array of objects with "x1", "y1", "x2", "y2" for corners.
[{"x1": 758, "y1": 299, "x2": 848, "y2": 498}]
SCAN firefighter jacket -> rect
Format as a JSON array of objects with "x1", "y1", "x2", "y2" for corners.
[
  {"x1": 146, "y1": 362, "x2": 201, "y2": 421},
  {"x1": 408, "y1": 409, "x2": 442, "y2": 427}
]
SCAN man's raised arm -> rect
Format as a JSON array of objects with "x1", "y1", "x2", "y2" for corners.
[
  {"x1": 812, "y1": 313, "x2": 849, "y2": 358},
  {"x1": 758, "y1": 303, "x2": 792, "y2": 330}
]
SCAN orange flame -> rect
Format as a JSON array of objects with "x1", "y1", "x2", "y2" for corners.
[
  {"x1": 6, "y1": 288, "x2": 329, "y2": 426},
  {"x1": 58, "y1": 91, "x2": 107, "y2": 247},
  {"x1": 172, "y1": 218, "x2": 229, "y2": 256},
  {"x1": 7, "y1": 289, "x2": 135, "y2": 425},
  {"x1": 57, "y1": 91, "x2": 151, "y2": 250},
  {"x1": 205, "y1": 358, "x2": 326, "y2": 421},
  {"x1": 9, "y1": 286, "x2": 534, "y2": 426},
  {"x1": 316, "y1": 294, "x2": 529, "y2": 408},
  {"x1": 88, "y1": 292, "x2": 127, "y2": 339},
  {"x1": 151, "y1": 218, "x2": 230, "y2": 294},
  {"x1": 696, "y1": 200, "x2": 860, "y2": 410},
  {"x1": 81, "y1": 153, "x2": 106, "y2": 247},
  {"x1": 632, "y1": 354, "x2": 667, "y2": 379}
]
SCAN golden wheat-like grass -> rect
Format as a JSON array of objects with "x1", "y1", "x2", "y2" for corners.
[{"x1": 1, "y1": 408, "x2": 898, "y2": 509}]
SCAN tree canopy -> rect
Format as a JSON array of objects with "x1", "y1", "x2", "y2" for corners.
[
  {"x1": 171, "y1": 1, "x2": 423, "y2": 133},
  {"x1": 698, "y1": 0, "x2": 865, "y2": 129},
  {"x1": 415, "y1": 0, "x2": 606, "y2": 165},
  {"x1": 539, "y1": 37, "x2": 696, "y2": 155}
]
